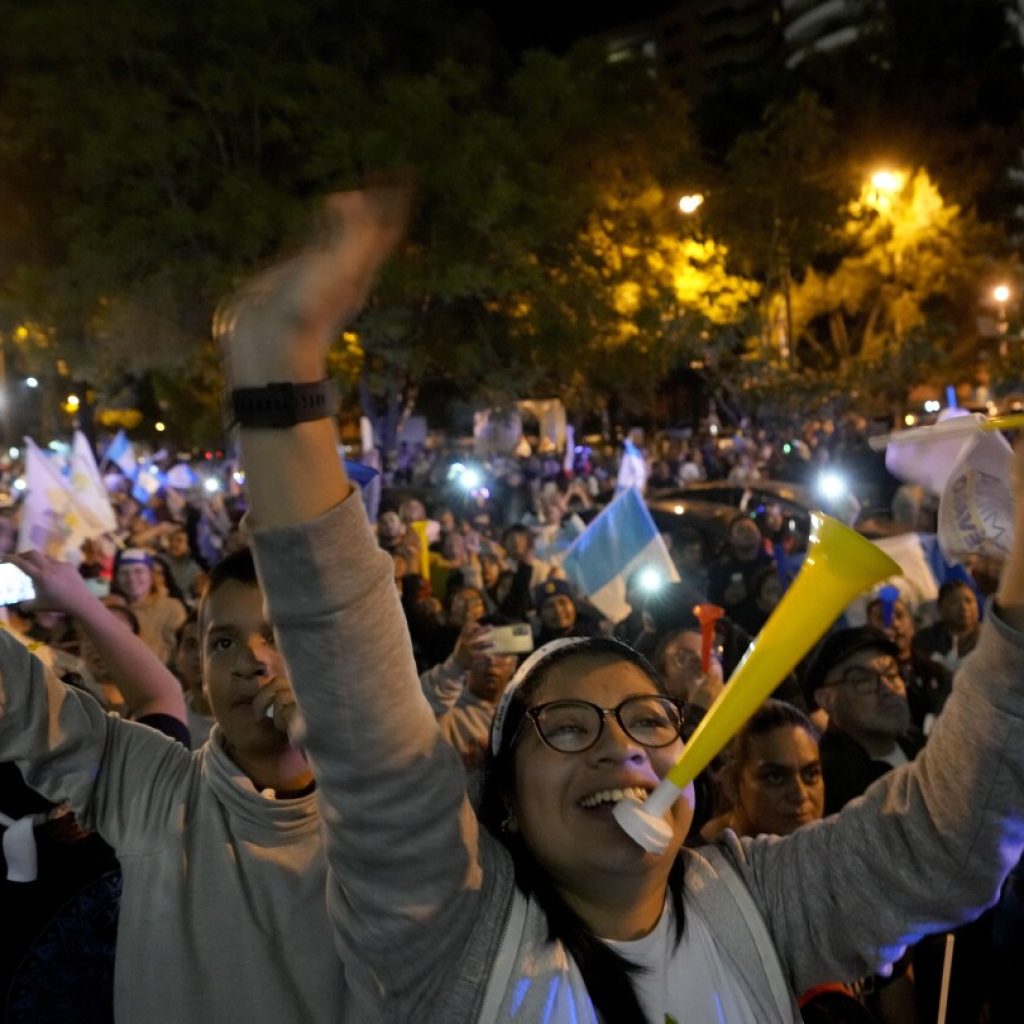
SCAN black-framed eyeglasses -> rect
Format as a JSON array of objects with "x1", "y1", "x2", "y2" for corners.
[
  {"x1": 823, "y1": 664, "x2": 904, "y2": 696},
  {"x1": 522, "y1": 695, "x2": 686, "y2": 754}
]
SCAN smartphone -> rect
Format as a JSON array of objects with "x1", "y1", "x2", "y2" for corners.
[
  {"x1": 0, "y1": 563, "x2": 36, "y2": 606},
  {"x1": 490, "y1": 623, "x2": 535, "y2": 656}
]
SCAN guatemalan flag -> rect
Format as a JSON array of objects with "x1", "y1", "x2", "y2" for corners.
[
  {"x1": 562, "y1": 486, "x2": 680, "y2": 623},
  {"x1": 103, "y1": 430, "x2": 138, "y2": 478}
]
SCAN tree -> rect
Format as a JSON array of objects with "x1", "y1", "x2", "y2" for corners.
[{"x1": 783, "y1": 168, "x2": 992, "y2": 407}]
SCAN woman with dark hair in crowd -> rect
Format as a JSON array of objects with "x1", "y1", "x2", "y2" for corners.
[
  {"x1": 701, "y1": 700, "x2": 823, "y2": 842},
  {"x1": 229, "y1": 185, "x2": 1024, "y2": 1024}
]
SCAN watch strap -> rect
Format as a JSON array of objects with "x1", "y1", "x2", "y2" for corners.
[{"x1": 230, "y1": 379, "x2": 337, "y2": 429}]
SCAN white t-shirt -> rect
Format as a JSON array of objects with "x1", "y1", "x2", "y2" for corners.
[{"x1": 604, "y1": 899, "x2": 760, "y2": 1024}]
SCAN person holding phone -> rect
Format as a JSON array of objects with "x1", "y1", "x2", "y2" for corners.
[{"x1": 227, "y1": 184, "x2": 1024, "y2": 1024}]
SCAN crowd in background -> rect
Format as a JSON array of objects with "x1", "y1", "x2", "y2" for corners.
[{"x1": 0, "y1": 408, "x2": 1018, "y2": 1023}]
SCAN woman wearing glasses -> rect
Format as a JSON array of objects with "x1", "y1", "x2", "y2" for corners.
[{"x1": 226, "y1": 186, "x2": 1024, "y2": 1024}]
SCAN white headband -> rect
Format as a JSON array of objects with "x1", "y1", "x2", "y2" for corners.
[{"x1": 489, "y1": 636, "x2": 592, "y2": 756}]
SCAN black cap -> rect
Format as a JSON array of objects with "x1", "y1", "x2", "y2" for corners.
[{"x1": 804, "y1": 627, "x2": 900, "y2": 702}]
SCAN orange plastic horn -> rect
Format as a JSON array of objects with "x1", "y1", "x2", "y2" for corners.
[{"x1": 693, "y1": 603, "x2": 725, "y2": 673}]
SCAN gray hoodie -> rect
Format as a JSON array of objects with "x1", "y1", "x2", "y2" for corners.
[{"x1": 253, "y1": 493, "x2": 1024, "y2": 1022}]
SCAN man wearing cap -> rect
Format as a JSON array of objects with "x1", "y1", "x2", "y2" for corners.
[
  {"x1": 534, "y1": 579, "x2": 585, "y2": 646},
  {"x1": 116, "y1": 548, "x2": 188, "y2": 665},
  {"x1": 809, "y1": 627, "x2": 923, "y2": 815}
]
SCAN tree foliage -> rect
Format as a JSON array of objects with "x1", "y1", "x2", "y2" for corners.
[{"x1": 785, "y1": 169, "x2": 993, "y2": 402}]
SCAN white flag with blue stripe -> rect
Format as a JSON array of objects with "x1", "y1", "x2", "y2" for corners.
[{"x1": 562, "y1": 487, "x2": 679, "y2": 624}]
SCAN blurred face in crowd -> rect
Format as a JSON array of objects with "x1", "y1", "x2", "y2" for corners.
[
  {"x1": 201, "y1": 579, "x2": 291, "y2": 756},
  {"x1": 867, "y1": 598, "x2": 914, "y2": 660},
  {"x1": 448, "y1": 587, "x2": 486, "y2": 629},
  {"x1": 402, "y1": 499, "x2": 426, "y2": 523},
  {"x1": 512, "y1": 654, "x2": 691, "y2": 894},
  {"x1": 379, "y1": 511, "x2": 403, "y2": 540},
  {"x1": 118, "y1": 561, "x2": 154, "y2": 604},
  {"x1": 175, "y1": 620, "x2": 203, "y2": 692},
  {"x1": 727, "y1": 726, "x2": 824, "y2": 837},
  {"x1": 151, "y1": 560, "x2": 170, "y2": 596},
  {"x1": 656, "y1": 629, "x2": 706, "y2": 703},
  {"x1": 729, "y1": 519, "x2": 763, "y2": 562},
  {"x1": 480, "y1": 555, "x2": 501, "y2": 590},
  {"x1": 755, "y1": 573, "x2": 784, "y2": 614},
  {"x1": 438, "y1": 509, "x2": 456, "y2": 533},
  {"x1": 939, "y1": 584, "x2": 979, "y2": 636},
  {"x1": 815, "y1": 649, "x2": 910, "y2": 747},
  {"x1": 540, "y1": 594, "x2": 576, "y2": 634},
  {"x1": 505, "y1": 529, "x2": 530, "y2": 561},
  {"x1": 467, "y1": 654, "x2": 518, "y2": 704},
  {"x1": 168, "y1": 530, "x2": 190, "y2": 559}
]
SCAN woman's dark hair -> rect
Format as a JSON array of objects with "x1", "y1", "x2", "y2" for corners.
[
  {"x1": 478, "y1": 636, "x2": 687, "y2": 1024},
  {"x1": 726, "y1": 699, "x2": 819, "y2": 775},
  {"x1": 151, "y1": 553, "x2": 187, "y2": 604}
]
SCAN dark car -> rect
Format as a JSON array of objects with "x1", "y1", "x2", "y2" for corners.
[{"x1": 647, "y1": 479, "x2": 905, "y2": 567}]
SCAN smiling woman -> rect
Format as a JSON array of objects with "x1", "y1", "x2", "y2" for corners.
[
  {"x1": 231, "y1": 185, "x2": 1024, "y2": 1024},
  {"x1": 478, "y1": 640, "x2": 695, "y2": 1020}
]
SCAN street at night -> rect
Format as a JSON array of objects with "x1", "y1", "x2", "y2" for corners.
[{"x1": 2, "y1": 3, "x2": 1024, "y2": 1022}]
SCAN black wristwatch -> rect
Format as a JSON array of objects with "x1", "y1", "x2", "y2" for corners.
[{"x1": 230, "y1": 379, "x2": 337, "y2": 429}]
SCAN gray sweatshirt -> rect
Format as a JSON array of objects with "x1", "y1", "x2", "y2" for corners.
[
  {"x1": 253, "y1": 493, "x2": 1024, "y2": 1022},
  {"x1": 0, "y1": 641, "x2": 349, "y2": 1023}
]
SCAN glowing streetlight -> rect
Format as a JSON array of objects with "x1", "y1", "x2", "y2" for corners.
[
  {"x1": 993, "y1": 284, "x2": 1011, "y2": 305},
  {"x1": 25, "y1": 377, "x2": 38, "y2": 389},
  {"x1": 678, "y1": 193, "x2": 705, "y2": 215},
  {"x1": 155, "y1": 421, "x2": 166, "y2": 432},
  {"x1": 870, "y1": 169, "x2": 905, "y2": 194}
]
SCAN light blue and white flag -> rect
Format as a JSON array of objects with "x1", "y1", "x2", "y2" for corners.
[
  {"x1": 103, "y1": 430, "x2": 138, "y2": 478},
  {"x1": 132, "y1": 463, "x2": 165, "y2": 505},
  {"x1": 562, "y1": 487, "x2": 679, "y2": 623}
]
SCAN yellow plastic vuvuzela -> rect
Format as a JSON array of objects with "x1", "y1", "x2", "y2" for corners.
[{"x1": 614, "y1": 513, "x2": 903, "y2": 853}]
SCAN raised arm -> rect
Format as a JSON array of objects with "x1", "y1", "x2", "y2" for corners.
[
  {"x1": 9, "y1": 551, "x2": 187, "y2": 724},
  {"x1": 223, "y1": 187, "x2": 504, "y2": 1011},
  {"x1": 217, "y1": 188, "x2": 412, "y2": 527},
  {"x1": 739, "y1": 439, "x2": 1024, "y2": 991}
]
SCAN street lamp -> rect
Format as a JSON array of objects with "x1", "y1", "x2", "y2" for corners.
[
  {"x1": 678, "y1": 193, "x2": 705, "y2": 215},
  {"x1": 25, "y1": 376, "x2": 38, "y2": 389},
  {"x1": 870, "y1": 169, "x2": 905, "y2": 194},
  {"x1": 866, "y1": 168, "x2": 906, "y2": 214}
]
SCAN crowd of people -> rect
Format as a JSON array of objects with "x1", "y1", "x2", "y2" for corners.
[{"x1": 1, "y1": 186, "x2": 1023, "y2": 1024}]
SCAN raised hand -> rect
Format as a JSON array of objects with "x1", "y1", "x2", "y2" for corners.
[
  {"x1": 216, "y1": 184, "x2": 413, "y2": 389},
  {"x1": 8, "y1": 550, "x2": 98, "y2": 619},
  {"x1": 251, "y1": 674, "x2": 306, "y2": 745},
  {"x1": 451, "y1": 621, "x2": 494, "y2": 672}
]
